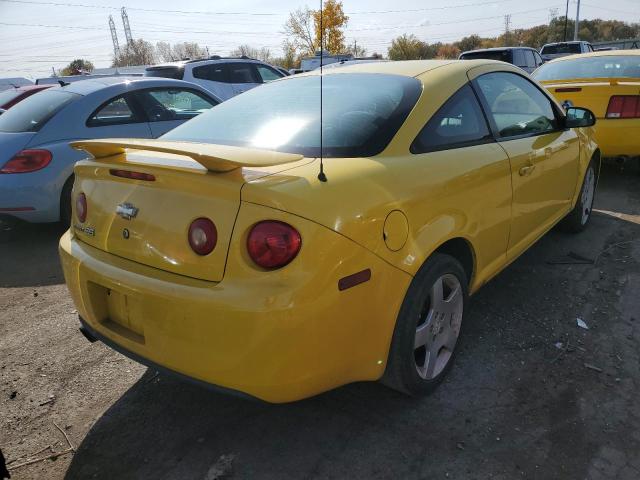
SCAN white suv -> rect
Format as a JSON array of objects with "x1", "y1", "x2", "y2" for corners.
[{"x1": 144, "y1": 57, "x2": 285, "y2": 100}]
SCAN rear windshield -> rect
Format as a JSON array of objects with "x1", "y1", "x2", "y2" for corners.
[
  {"x1": 533, "y1": 55, "x2": 640, "y2": 81},
  {"x1": 162, "y1": 73, "x2": 422, "y2": 158},
  {"x1": 541, "y1": 43, "x2": 582, "y2": 55},
  {"x1": 144, "y1": 66, "x2": 184, "y2": 80},
  {"x1": 0, "y1": 90, "x2": 78, "y2": 133},
  {"x1": 0, "y1": 89, "x2": 22, "y2": 107},
  {"x1": 460, "y1": 51, "x2": 511, "y2": 62}
]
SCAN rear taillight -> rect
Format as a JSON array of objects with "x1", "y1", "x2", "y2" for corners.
[
  {"x1": 606, "y1": 95, "x2": 640, "y2": 119},
  {"x1": 247, "y1": 221, "x2": 301, "y2": 270},
  {"x1": 76, "y1": 193, "x2": 87, "y2": 223},
  {"x1": 188, "y1": 218, "x2": 217, "y2": 256},
  {"x1": 0, "y1": 149, "x2": 52, "y2": 174}
]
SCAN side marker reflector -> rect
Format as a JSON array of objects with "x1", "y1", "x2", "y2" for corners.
[{"x1": 338, "y1": 269, "x2": 372, "y2": 291}]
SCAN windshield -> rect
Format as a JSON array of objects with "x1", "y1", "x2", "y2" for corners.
[
  {"x1": 163, "y1": 73, "x2": 422, "y2": 158},
  {"x1": 460, "y1": 51, "x2": 511, "y2": 62},
  {"x1": 0, "y1": 89, "x2": 22, "y2": 107},
  {"x1": 144, "y1": 66, "x2": 184, "y2": 80},
  {"x1": 0, "y1": 89, "x2": 78, "y2": 133},
  {"x1": 541, "y1": 43, "x2": 582, "y2": 55},
  {"x1": 533, "y1": 55, "x2": 640, "y2": 81}
]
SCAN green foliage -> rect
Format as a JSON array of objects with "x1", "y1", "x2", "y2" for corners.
[{"x1": 61, "y1": 59, "x2": 94, "y2": 76}]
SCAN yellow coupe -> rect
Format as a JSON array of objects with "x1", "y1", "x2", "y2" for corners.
[
  {"x1": 533, "y1": 50, "x2": 640, "y2": 163},
  {"x1": 60, "y1": 60, "x2": 599, "y2": 403}
]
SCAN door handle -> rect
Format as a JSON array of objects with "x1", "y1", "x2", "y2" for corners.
[{"x1": 519, "y1": 164, "x2": 536, "y2": 176}]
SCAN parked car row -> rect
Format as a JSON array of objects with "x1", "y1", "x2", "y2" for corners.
[
  {"x1": 459, "y1": 41, "x2": 595, "y2": 71},
  {"x1": 3, "y1": 45, "x2": 638, "y2": 403}
]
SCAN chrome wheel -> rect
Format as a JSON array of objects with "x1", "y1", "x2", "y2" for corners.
[
  {"x1": 414, "y1": 273, "x2": 463, "y2": 380},
  {"x1": 581, "y1": 166, "x2": 595, "y2": 225}
]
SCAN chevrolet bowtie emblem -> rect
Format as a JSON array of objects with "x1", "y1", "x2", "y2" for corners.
[{"x1": 116, "y1": 203, "x2": 138, "y2": 220}]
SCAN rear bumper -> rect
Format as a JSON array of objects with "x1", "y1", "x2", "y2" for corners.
[
  {"x1": 59, "y1": 204, "x2": 411, "y2": 403},
  {"x1": 594, "y1": 118, "x2": 640, "y2": 158},
  {"x1": 0, "y1": 171, "x2": 61, "y2": 223}
]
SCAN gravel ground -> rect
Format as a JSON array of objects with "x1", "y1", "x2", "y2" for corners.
[{"x1": 1, "y1": 163, "x2": 639, "y2": 480}]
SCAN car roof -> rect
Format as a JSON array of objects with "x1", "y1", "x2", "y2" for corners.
[
  {"x1": 543, "y1": 49, "x2": 640, "y2": 64},
  {"x1": 60, "y1": 76, "x2": 199, "y2": 95},
  {"x1": 148, "y1": 57, "x2": 265, "y2": 69},
  {"x1": 462, "y1": 47, "x2": 535, "y2": 54},
  {"x1": 301, "y1": 59, "x2": 458, "y2": 78},
  {"x1": 542, "y1": 41, "x2": 587, "y2": 46}
]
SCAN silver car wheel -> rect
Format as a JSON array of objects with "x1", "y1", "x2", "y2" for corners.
[
  {"x1": 581, "y1": 166, "x2": 596, "y2": 225},
  {"x1": 414, "y1": 273, "x2": 463, "y2": 380}
]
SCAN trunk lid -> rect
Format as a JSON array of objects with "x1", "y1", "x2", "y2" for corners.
[
  {"x1": 71, "y1": 139, "x2": 305, "y2": 282},
  {"x1": 541, "y1": 79, "x2": 640, "y2": 118}
]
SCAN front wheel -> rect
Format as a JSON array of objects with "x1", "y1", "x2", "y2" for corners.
[
  {"x1": 382, "y1": 253, "x2": 467, "y2": 396},
  {"x1": 559, "y1": 160, "x2": 597, "y2": 233}
]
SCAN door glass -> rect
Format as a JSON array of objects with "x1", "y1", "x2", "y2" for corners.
[
  {"x1": 255, "y1": 65, "x2": 282, "y2": 83},
  {"x1": 136, "y1": 88, "x2": 217, "y2": 122},
  {"x1": 88, "y1": 96, "x2": 140, "y2": 127},
  {"x1": 192, "y1": 64, "x2": 227, "y2": 83},
  {"x1": 476, "y1": 72, "x2": 558, "y2": 138},
  {"x1": 411, "y1": 84, "x2": 491, "y2": 153},
  {"x1": 525, "y1": 51, "x2": 536, "y2": 69},
  {"x1": 228, "y1": 63, "x2": 258, "y2": 83},
  {"x1": 512, "y1": 50, "x2": 525, "y2": 67}
]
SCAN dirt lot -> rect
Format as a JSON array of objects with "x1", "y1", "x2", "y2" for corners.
[{"x1": 1, "y1": 164, "x2": 639, "y2": 480}]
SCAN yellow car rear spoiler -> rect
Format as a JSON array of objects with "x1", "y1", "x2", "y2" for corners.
[{"x1": 70, "y1": 138, "x2": 304, "y2": 173}]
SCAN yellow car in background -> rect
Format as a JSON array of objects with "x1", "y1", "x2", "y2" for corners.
[
  {"x1": 533, "y1": 50, "x2": 640, "y2": 164},
  {"x1": 60, "y1": 60, "x2": 599, "y2": 403}
]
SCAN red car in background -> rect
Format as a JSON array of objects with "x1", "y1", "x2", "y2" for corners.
[{"x1": 0, "y1": 85, "x2": 54, "y2": 113}]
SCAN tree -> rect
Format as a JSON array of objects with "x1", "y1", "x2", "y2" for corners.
[
  {"x1": 284, "y1": 7, "x2": 316, "y2": 56},
  {"x1": 387, "y1": 34, "x2": 430, "y2": 60},
  {"x1": 455, "y1": 35, "x2": 482, "y2": 53},
  {"x1": 436, "y1": 44, "x2": 460, "y2": 59},
  {"x1": 156, "y1": 42, "x2": 207, "y2": 62},
  {"x1": 230, "y1": 44, "x2": 273, "y2": 63},
  {"x1": 313, "y1": 0, "x2": 349, "y2": 54},
  {"x1": 284, "y1": 1, "x2": 349, "y2": 57},
  {"x1": 61, "y1": 58, "x2": 94, "y2": 76},
  {"x1": 112, "y1": 39, "x2": 156, "y2": 67}
]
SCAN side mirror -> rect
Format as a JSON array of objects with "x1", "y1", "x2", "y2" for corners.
[{"x1": 565, "y1": 107, "x2": 596, "y2": 128}]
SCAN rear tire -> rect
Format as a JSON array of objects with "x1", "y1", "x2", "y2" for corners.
[
  {"x1": 559, "y1": 159, "x2": 596, "y2": 233},
  {"x1": 382, "y1": 253, "x2": 468, "y2": 396},
  {"x1": 60, "y1": 175, "x2": 74, "y2": 226}
]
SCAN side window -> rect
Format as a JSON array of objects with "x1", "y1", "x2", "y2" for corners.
[
  {"x1": 228, "y1": 63, "x2": 259, "y2": 83},
  {"x1": 411, "y1": 84, "x2": 492, "y2": 154},
  {"x1": 524, "y1": 51, "x2": 537, "y2": 69},
  {"x1": 192, "y1": 64, "x2": 227, "y2": 83},
  {"x1": 533, "y1": 52, "x2": 543, "y2": 67},
  {"x1": 512, "y1": 49, "x2": 526, "y2": 67},
  {"x1": 255, "y1": 65, "x2": 282, "y2": 83},
  {"x1": 87, "y1": 95, "x2": 141, "y2": 127},
  {"x1": 475, "y1": 72, "x2": 558, "y2": 138},
  {"x1": 135, "y1": 88, "x2": 218, "y2": 122}
]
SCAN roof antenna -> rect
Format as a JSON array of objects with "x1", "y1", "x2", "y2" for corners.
[{"x1": 317, "y1": 0, "x2": 327, "y2": 183}]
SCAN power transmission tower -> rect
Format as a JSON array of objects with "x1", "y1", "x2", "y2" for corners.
[
  {"x1": 549, "y1": 8, "x2": 558, "y2": 23},
  {"x1": 121, "y1": 7, "x2": 133, "y2": 45},
  {"x1": 109, "y1": 15, "x2": 121, "y2": 58},
  {"x1": 504, "y1": 14, "x2": 511, "y2": 45}
]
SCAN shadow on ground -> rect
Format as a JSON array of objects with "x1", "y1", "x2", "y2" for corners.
[{"x1": 0, "y1": 221, "x2": 67, "y2": 288}]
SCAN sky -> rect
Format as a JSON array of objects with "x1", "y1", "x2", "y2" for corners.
[{"x1": 0, "y1": 0, "x2": 638, "y2": 79}]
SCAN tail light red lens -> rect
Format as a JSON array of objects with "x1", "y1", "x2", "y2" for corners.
[
  {"x1": 606, "y1": 95, "x2": 640, "y2": 119},
  {"x1": 76, "y1": 193, "x2": 87, "y2": 223},
  {"x1": 247, "y1": 221, "x2": 301, "y2": 269},
  {"x1": 0, "y1": 149, "x2": 52, "y2": 174},
  {"x1": 188, "y1": 218, "x2": 217, "y2": 255}
]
